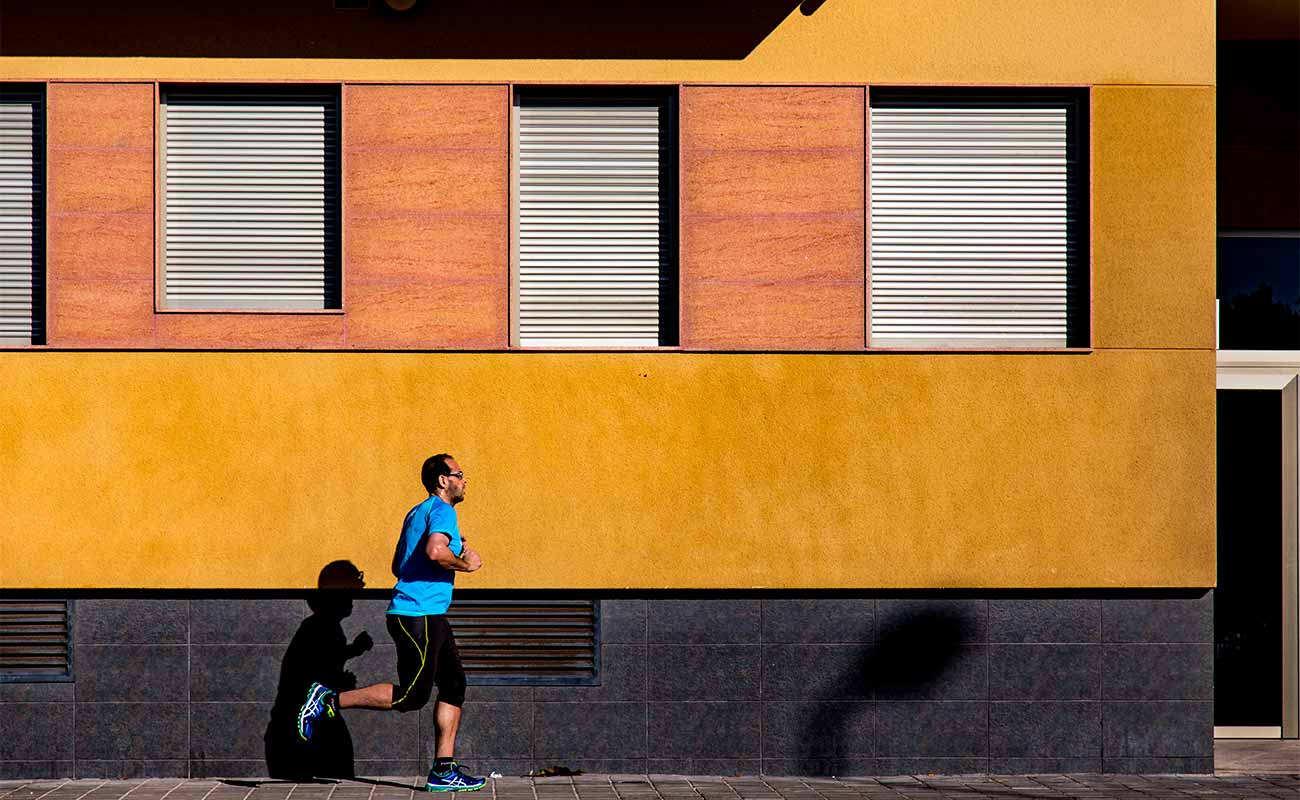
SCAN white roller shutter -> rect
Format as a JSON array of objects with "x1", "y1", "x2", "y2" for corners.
[
  {"x1": 162, "y1": 90, "x2": 339, "y2": 310},
  {"x1": 516, "y1": 97, "x2": 670, "y2": 347},
  {"x1": 870, "y1": 99, "x2": 1077, "y2": 348},
  {"x1": 0, "y1": 90, "x2": 42, "y2": 344}
]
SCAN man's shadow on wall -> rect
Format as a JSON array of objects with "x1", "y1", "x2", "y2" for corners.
[
  {"x1": 265, "y1": 560, "x2": 374, "y2": 779},
  {"x1": 800, "y1": 605, "x2": 975, "y2": 762}
]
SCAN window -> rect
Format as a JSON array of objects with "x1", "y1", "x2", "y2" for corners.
[
  {"x1": 513, "y1": 90, "x2": 677, "y2": 347},
  {"x1": 0, "y1": 86, "x2": 44, "y2": 345},
  {"x1": 448, "y1": 598, "x2": 598, "y2": 685},
  {"x1": 869, "y1": 89, "x2": 1089, "y2": 349},
  {"x1": 1217, "y1": 232, "x2": 1300, "y2": 350},
  {"x1": 0, "y1": 600, "x2": 71, "y2": 682},
  {"x1": 161, "y1": 87, "x2": 341, "y2": 310}
]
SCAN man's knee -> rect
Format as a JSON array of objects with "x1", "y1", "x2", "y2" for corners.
[
  {"x1": 436, "y1": 673, "x2": 466, "y2": 708},
  {"x1": 391, "y1": 682, "x2": 433, "y2": 713}
]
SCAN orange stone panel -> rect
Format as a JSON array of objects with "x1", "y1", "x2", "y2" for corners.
[
  {"x1": 345, "y1": 85, "x2": 508, "y2": 152},
  {"x1": 46, "y1": 280, "x2": 155, "y2": 347},
  {"x1": 48, "y1": 83, "x2": 153, "y2": 150},
  {"x1": 342, "y1": 86, "x2": 509, "y2": 350},
  {"x1": 680, "y1": 87, "x2": 866, "y2": 350},
  {"x1": 346, "y1": 148, "x2": 506, "y2": 216},
  {"x1": 683, "y1": 148, "x2": 862, "y2": 216},
  {"x1": 48, "y1": 148, "x2": 153, "y2": 214},
  {"x1": 47, "y1": 212, "x2": 154, "y2": 283},
  {"x1": 346, "y1": 212, "x2": 507, "y2": 286},
  {"x1": 156, "y1": 313, "x2": 346, "y2": 349},
  {"x1": 682, "y1": 86, "x2": 864, "y2": 152},
  {"x1": 345, "y1": 281, "x2": 507, "y2": 349},
  {"x1": 683, "y1": 282, "x2": 865, "y2": 351},
  {"x1": 683, "y1": 214, "x2": 863, "y2": 284}
]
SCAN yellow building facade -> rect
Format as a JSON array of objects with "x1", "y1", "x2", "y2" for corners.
[
  {"x1": 0, "y1": 0, "x2": 1216, "y2": 591},
  {"x1": 0, "y1": 0, "x2": 1229, "y2": 780}
]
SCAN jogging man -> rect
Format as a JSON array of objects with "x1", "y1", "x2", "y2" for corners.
[{"x1": 297, "y1": 454, "x2": 486, "y2": 791}]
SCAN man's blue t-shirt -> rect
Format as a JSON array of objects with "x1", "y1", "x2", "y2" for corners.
[{"x1": 388, "y1": 495, "x2": 464, "y2": 616}]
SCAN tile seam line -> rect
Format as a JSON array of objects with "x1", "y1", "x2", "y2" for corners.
[
  {"x1": 185, "y1": 600, "x2": 191, "y2": 779},
  {"x1": 71, "y1": 685, "x2": 77, "y2": 779},
  {"x1": 758, "y1": 599, "x2": 764, "y2": 768}
]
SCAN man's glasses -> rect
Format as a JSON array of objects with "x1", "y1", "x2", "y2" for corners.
[{"x1": 448, "y1": 471, "x2": 465, "y2": 480}]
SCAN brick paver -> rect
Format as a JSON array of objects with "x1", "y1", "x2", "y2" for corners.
[{"x1": 1, "y1": 775, "x2": 1297, "y2": 800}]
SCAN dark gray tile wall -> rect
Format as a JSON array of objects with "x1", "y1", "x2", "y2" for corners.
[{"x1": 0, "y1": 592, "x2": 1214, "y2": 778}]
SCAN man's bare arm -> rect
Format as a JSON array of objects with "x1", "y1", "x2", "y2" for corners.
[{"x1": 425, "y1": 532, "x2": 482, "y2": 572}]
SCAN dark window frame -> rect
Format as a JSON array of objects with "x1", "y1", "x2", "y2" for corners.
[
  {"x1": 157, "y1": 83, "x2": 343, "y2": 312},
  {"x1": 0, "y1": 83, "x2": 46, "y2": 346},
  {"x1": 512, "y1": 85, "x2": 679, "y2": 349},
  {"x1": 868, "y1": 87, "x2": 1091, "y2": 350}
]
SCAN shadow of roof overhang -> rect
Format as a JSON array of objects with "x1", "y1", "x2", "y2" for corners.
[{"x1": 0, "y1": 0, "x2": 820, "y2": 60}]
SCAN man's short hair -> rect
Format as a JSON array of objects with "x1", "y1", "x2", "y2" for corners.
[
  {"x1": 422, "y1": 453, "x2": 454, "y2": 494},
  {"x1": 317, "y1": 559, "x2": 364, "y2": 590}
]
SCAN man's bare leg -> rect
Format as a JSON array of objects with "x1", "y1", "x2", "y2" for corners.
[
  {"x1": 433, "y1": 701, "x2": 461, "y2": 758},
  {"x1": 339, "y1": 683, "x2": 394, "y2": 710}
]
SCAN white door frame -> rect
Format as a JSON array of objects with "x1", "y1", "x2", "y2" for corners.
[{"x1": 1216, "y1": 351, "x2": 1300, "y2": 739}]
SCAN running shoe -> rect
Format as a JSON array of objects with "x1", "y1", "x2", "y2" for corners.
[
  {"x1": 425, "y1": 762, "x2": 487, "y2": 792},
  {"x1": 297, "y1": 681, "x2": 338, "y2": 741}
]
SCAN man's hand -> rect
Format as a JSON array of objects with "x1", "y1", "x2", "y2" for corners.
[
  {"x1": 425, "y1": 532, "x2": 481, "y2": 572},
  {"x1": 461, "y1": 545, "x2": 483, "y2": 572},
  {"x1": 343, "y1": 630, "x2": 373, "y2": 659}
]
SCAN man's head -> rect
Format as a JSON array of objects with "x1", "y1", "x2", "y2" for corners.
[
  {"x1": 421, "y1": 453, "x2": 467, "y2": 505},
  {"x1": 309, "y1": 559, "x2": 364, "y2": 619}
]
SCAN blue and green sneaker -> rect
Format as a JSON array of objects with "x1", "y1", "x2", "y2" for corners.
[
  {"x1": 297, "y1": 681, "x2": 338, "y2": 741},
  {"x1": 425, "y1": 762, "x2": 486, "y2": 792}
]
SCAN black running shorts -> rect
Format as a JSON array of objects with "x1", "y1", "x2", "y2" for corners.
[{"x1": 386, "y1": 613, "x2": 467, "y2": 711}]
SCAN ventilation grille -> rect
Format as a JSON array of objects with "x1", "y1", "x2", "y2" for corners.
[
  {"x1": 447, "y1": 599, "x2": 597, "y2": 683},
  {"x1": 870, "y1": 93, "x2": 1084, "y2": 348},
  {"x1": 516, "y1": 96, "x2": 672, "y2": 347},
  {"x1": 0, "y1": 600, "x2": 70, "y2": 680},
  {"x1": 0, "y1": 89, "x2": 43, "y2": 345},
  {"x1": 162, "y1": 89, "x2": 341, "y2": 310}
]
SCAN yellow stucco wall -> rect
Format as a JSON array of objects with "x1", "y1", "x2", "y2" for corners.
[
  {"x1": 1093, "y1": 87, "x2": 1217, "y2": 349},
  {"x1": 0, "y1": 2, "x2": 1216, "y2": 589},
  {"x1": 1, "y1": 1, "x2": 1213, "y2": 86},
  {"x1": 0, "y1": 350, "x2": 1214, "y2": 589}
]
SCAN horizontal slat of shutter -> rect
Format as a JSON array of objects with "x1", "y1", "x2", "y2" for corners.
[
  {"x1": 517, "y1": 100, "x2": 667, "y2": 347},
  {"x1": 0, "y1": 600, "x2": 70, "y2": 678},
  {"x1": 446, "y1": 599, "x2": 596, "y2": 679},
  {"x1": 0, "y1": 92, "x2": 41, "y2": 344},
  {"x1": 870, "y1": 104, "x2": 1073, "y2": 348},
  {"x1": 163, "y1": 91, "x2": 339, "y2": 310}
]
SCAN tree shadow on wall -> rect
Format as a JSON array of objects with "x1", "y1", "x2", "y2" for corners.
[
  {"x1": 0, "y1": 0, "x2": 832, "y2": 60},
  {"x1": 265, "y1": 560, "x2": 374, "y2": 780},
  {"x1": 798, "y1": 606, "x2": 974, "y2": 763}
]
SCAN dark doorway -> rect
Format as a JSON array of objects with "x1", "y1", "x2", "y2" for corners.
[{"x1": 1216, "y1": 389, "x2": 1285, "y2": 727}]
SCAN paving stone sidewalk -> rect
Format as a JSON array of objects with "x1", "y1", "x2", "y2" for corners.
[{"x1": 2, "y1": 774, "x2": 1298, "y2": 800}]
